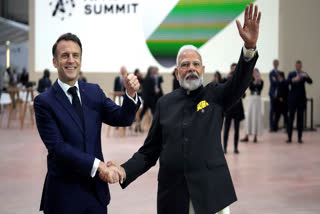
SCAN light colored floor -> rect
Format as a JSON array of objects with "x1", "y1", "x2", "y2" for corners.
[{"x1": 0, "y1": 118, "x2": 320, "y2": 214}]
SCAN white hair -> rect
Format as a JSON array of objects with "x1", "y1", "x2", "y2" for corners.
[{"x1": 176, "y1": 45, "x2": 201, "y2": 66}]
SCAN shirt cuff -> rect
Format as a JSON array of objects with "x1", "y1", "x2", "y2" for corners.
[
  {"x1": 242, "y1": 46, "x2": 257, "y2": 61},
  {"x1": 125, "y1": 90, "x2": 138, "y2": 104},
  {"x1": 91, "y1": 158, "x2": 100, "y2": 178}
]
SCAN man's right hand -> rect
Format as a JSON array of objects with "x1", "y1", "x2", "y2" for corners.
[
  {"x1": 106, "y1": 161, "x2": 126, "y2": 184},
  {"x1": 292, "y1": 75, "x2": 301, "y2": 82},
  {"x1": 98, "y1": 161, "x2": 123, "y2": 184}
]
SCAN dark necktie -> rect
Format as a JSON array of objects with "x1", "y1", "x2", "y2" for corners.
[{"x1": 68, "y1": 86, "x2": 84, "y2": 127}]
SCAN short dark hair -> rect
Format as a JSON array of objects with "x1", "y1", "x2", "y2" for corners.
[
  {"x1": 214, "y1": 71, "x2": 222, "y2": 82},
  {"x1": 296, "y1": 60, "x2": 302, "y2": 64},
  {"x1": 52, "y1": 33, "x2": 82, "y2": 57},
  {"x1": 230, "y1": 63, "x2": 237, "y2": 68},
  {"x1": 134, "y1": 69, "x2": 140, "y2": 75},
  {"x1": 44, "y1": 69, "x2": 50, "y2": 78},
  {"x1": 278, "y1": 71, "x2": 285, "y2": 79}
]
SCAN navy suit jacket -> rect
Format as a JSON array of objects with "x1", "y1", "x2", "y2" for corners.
[
  {"x1": 34, "y1": 80, "x2": 140, "y2": 212},
  {"x1": 287, "y1": 71, "x2": 312, "y2": 107},
  {"x1": 269, "y1": 69, "x2": 278, "y2": 97}
]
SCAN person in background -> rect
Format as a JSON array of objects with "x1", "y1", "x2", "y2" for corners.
[
  {"x1": 7, "y1": 67, "x2": 19, "y2": 87},
  {"x1": 268, "y1": 59, "x2": 279, "y2": 132},
  {"x1": 0, "y1": 68, "x2": 4, "y2": 97},
  {"x1": 286, "y1": 60, "x2": 312, "y2": 143},
  {"x1": 274, "y1": 71, "x2": 288, "y2": 131},
  {"x1": 37, "y1": 69, "x2": 52, "y2": 93},
  {"x1": 153, "y1": 66, "x2": 163, "y2": 101},
  {"x1": 19, "y1": 67, "x2": 29, "y2": 86},
  {"x1": 222, "y1": 63, "x2": 245, "y2": 154},
  {"x1": 213, "y1": 71, "x2": 222, "y2": 83},
  {"x1": 241, "y1": 68, "x2": 264, "y2": 143},
  {"x1": 134, "y1": 69, "x2": 144, "y2": 84},
  {"x1": 134, "y1": 68, "x2": 144, "y2": 96},
  {"x1": 139, "y1": 66, "x2": 158, "y2": 119},
  {"x1": 114, "y1": 66, "x2": 127, "y2": 92},
  {"x1": 172, "y1": 70, "x2": 180, "y2": 91},
  {"x1": 78, "y1": 71, "x2": 87, "y2": 82}
]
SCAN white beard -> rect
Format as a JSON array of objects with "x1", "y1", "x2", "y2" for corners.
[{"x1": 178, "y1": 71, "x2": 203, "y2": 91}]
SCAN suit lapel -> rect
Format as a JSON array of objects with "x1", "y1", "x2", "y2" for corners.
[
  {"x1": 78, "y1": 81, "x2": 94, "y2": 154},
  {"x1": 53, "y1": 81, "x2": 84, "y2": 134}
]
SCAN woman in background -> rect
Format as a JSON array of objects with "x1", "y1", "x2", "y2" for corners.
[
  {"x1": 241, "y1": 68, "x2": 264, "y2": 143},
  {"x1": 213, "y1": 71, "x2": 222, "y2": 83}
]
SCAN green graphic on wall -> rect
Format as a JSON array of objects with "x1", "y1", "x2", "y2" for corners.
[{"x1": 146, "y1": 0, "x2": 254, "y2": 67}]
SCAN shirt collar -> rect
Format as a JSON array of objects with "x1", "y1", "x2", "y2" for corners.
[
  {"x1": 181, "y1": 85, "x2": 203, "y2": 97},
  {"x1": 58, "y1": 79, "x2": 79, "y2": 94}
]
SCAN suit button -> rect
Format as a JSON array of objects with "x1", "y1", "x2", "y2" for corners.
[
  {"x1": 184, "y1": 137, "x2": 189, "y2": 142},
  {"x1": 183, "y1": 122, "x2": 188, "y2": 128}
]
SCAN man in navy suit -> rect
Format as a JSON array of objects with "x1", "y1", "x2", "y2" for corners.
[
  {"x1": 34, "y1": 33, "x2": 140, "y2": 214},
  {"x1": 269, "y1": 59, "x2": 279, "y2": 131},
  {"x1": 286, "y1": 60, "x2": 312, "y2": 143}
]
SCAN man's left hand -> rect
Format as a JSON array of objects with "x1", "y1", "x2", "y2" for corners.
[
  {"x1": 236, "y1": 3, "x2": 261, "y2": 49},
  {"x1": 124, "y1": 73, "x2": 140, "y2": 98}
]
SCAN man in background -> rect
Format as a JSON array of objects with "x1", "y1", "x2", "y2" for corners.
[
  {"x1": 287, "y1": 60, "x2": 312, "y2": 143},
  {"x1": 114, "y1": 66, "x2": 127, "y2": 92},
  {"x1": 269, "y1": 59, "x2": 279, "y2": 132},
  {"x1": 222, "y1": 63, "x2": 245, "y2": 154}
]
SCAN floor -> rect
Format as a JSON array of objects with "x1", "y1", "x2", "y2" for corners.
[{"x1": 0, "y1": 117, "x2": 320, "y2": 214}]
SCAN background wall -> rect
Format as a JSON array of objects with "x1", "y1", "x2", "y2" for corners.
[
  {"x1": 0, "y1": 0, "x2": 28, "y2": 24},
  {"x1": 29, "y1": 0, "x2": 320, "y2": 126}
]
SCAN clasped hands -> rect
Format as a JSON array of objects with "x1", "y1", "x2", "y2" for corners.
[
  {"x1": 293, "y1": 73, "x2": 308, "y2": 82},
  {"x1": 98, "y1": 161, "x2": 126, "y2": 184}
]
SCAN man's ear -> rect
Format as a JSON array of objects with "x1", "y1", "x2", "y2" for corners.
[
  {"x1": 53, "y1": 57, "x2": 57, "y2": 68},
  {"x1": 174, "y1": 68, "x2": 179, "y2": 80}
]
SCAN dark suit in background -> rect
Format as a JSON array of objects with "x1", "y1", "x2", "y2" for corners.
[
  {"x1": 173, "y1": 71, "x2": 180, "y2": 91},
  {"x1": 269, "y1": 69, "x2": 279, "y2": 131},
  {"x1": 114, "y1": 76, "x2": 125, "y2": 92},
  {"x1": 274, "y1": 73, "x2": 288, "y2": 131},
  {"x1": 140, "y1": 74, "x2": 157, "y2": 119},
  {"x1": 154, "y1": 75, "x2": 164, "y2": 101},
  {"x1": 37, "y1": 77, "x2": 52, "y2": 93},
  {"x1": 222, "y1": 76, "x2": 245, "y2": 153},
  {"x1": 19, "y1": 68, "x2": 29, "y2": 86},
  {"x1": 34, "y1": 80, "x2": 140, "y2": 213},
  {"x1": 287, "y1": 71, "x2": 312, "y2": 142}
]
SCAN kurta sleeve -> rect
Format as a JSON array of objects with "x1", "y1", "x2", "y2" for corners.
[
  {"x1": 209, "y1": 49, "x2": 258, "y2": 111},
  {"x1": 121, "y1": 100, "x2": 163, "y2": 188}
]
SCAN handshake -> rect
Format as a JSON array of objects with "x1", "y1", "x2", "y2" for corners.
[{"x1": 97, "y1": 161, "x2": 126, "y2": 184}]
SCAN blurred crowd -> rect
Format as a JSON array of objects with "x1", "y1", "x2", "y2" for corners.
[
  {"x1": 213, "y1": 59, "x2": 312, "y2": 154},
  {"x1": 0, "y1": 58, "x2": 313, "y2": 149}
]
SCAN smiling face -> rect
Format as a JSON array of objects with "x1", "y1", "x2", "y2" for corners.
[
  {"x1": 53, "y1": 40, "x2": 82, "y2": 86},
  {"x1": 175, "y1": 49, "x2": 205, "y2": 91}
]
